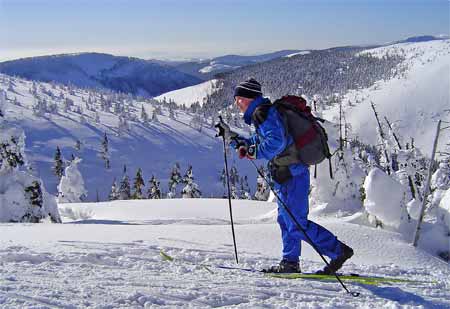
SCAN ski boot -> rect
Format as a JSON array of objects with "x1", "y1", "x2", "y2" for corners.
[
  {"x1": 262, "y1": 259, "x2": 301, "y2": 273},
  {"x1": 316, "y1": 242, "x2": 354, "y2": 275}
]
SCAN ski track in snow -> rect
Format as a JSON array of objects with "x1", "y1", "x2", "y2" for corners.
[
  {"x1": 0, "y1": 240, "x2": 448, "y2": 308},
  {"x1": 1, "y1": 200, "x2": 449, "y2": 309}
]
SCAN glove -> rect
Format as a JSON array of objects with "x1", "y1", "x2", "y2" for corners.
[
  {"x1": 215, "y1": 116, "x2": 238, "y2": 143},
  {"x1": 237, "y1": 143, "x2": 257, "y2": 160}
]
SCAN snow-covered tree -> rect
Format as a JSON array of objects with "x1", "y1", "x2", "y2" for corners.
[
  {"x1": 254, "y1": 166, "x2": 270, "y2": 201},
  {"x1": 0, "y1": 122, "x2": 60, "y2": 222},
  {"x1": 100, "y1": 133, "x2": 110, "y2": 169},
  {"x1": 151, "y1": 111, "x2": 159, "y2": 123},
  {"x1": 181, "y1": 166, "x2": 201, "y2": 198},
  {"x1": 132, "y1": 168, "x2": 145, "y2": 199},
  {"x1": 190, "y1": 113, "x2": 203, "y2": 132},
  {"x1": 53, "y1": 146, "x2": 64, "y2": 179},
  {"x1": 0, "y1": 89, "x2": 6, "y2": 117},
  {"x1": 219, "y1": 168, "x2": 227, "y2": 197},
  {"x1": 57, "y1": 157, "x2": 87, "y2": 203},
  {"x1": 75, "y1": 139, "x2": 82, "y2": 151},
  {"x1": 169, "y1": 106, "x2": 176, "y2": 120},
  {"x1": 428, "y1": 160, "x2": 450, "y2": 218},
  {"x1": 119, "y1": 165, "x2": 131, "y2": 200},
  {"x1": 118, "y1": 115, "x2": 129, "y2": 135},
  {"x1": 108, "y1": 178, "x2": 120, "y2": 201},
  {"x1": 167, "y1": 163, "x2": 182, "y2": 198},
  {"x1": 63, "y1": 97, "x2": 74, "y2": 113},
  {"x1": 148, "y1": 175, "x2": 162, "y2": 199},
  {"x1": 363, "y1": 167, "x2": 411, "y2": 230},
  {"x1": 23, "y1": 180, "x2": 44, "y2": 222},
  {"x1": 141, "y1": 104, "x2": 149, "y2": 123},
  {"x1": 240, "y1": 176, "x2": 251, "y2": 199}
]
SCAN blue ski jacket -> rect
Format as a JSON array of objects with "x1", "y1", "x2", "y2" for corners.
[{"x1": 239, "y1": 96, "x2": 308, "y2": 183}]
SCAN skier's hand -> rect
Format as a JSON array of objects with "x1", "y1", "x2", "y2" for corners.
[
  {"x1": 215, "y1": 116, "x2": 238, "y2": 143},
  {"x1": 237, "y1": 143, "x2": 257, "y2": 160}
]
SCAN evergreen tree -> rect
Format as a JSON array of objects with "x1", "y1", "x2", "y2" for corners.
[
  {"x1": 148, "y1": 175, "x2": 162, "y2": 199},
  {"x1": 240, "y1": 176, "x2": 251, "y2": 199},
  {"x1": 0, "y1": 89, "x2": 6, "y2": 117},
  {"x1": 100, "y1": 132, "x2": 110, "y2": 169},
  {"x1": 169, "y1": 106, "x2": 176, "y2": 120},
  {"x1": 23, "y1": 180, "x2": 44, "y2": 223},
  {"x1": 141, "y1": 104, "x2": 149, "y2": 123},
  {"x1": 53, "y1": 146, "x2": 64, "y2": 179},
  {"x1": 220, "y1": 168, "x2": 227, "y2": 197},
  {"x1": 57, "y1": 157, "x2": 87, "y2": 203},
  {"x1": 119, "y1": 165, "x2": 131, "y2": 200},
  {"x1": 75, "y1": 139, "x2": 82, "y2": 151},
  {"x1": 151, "y1": 111, "x2": 159, "y2": 123},
  {"x1": 108, "y1": 178, "x2": 120, "y2": 201},
  {"x1": 181, "y1": 165, "x2": 201, "y2": 198},
  {"x1": 132, "y1": 168, "x2": 145, "y2": 199},
  {"x1": 254, "y1": 166, "x2": 270, "y2": 201},
  {"x1": 167, "y1": 163, "x2": 181, "y2": 198}
]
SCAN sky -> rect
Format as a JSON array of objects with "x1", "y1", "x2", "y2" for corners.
[{"x1": 0, "y1": 0, "x2": 448, "y2": 61}]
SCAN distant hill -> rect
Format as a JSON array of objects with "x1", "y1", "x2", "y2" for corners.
[
  {"x1": 392, "y1": 35, "x2": 449, "y2": 44},
  {"x1": 163, "y1": 50, "x2": 305, "y2": 79},
  {"x1": 0, "y1": 53, "x2": 203, "y2": 97}
]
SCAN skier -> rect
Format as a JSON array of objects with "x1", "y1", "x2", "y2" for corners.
[{"x1": 217, "y1": 78, "x2": 354, "y2": 274}]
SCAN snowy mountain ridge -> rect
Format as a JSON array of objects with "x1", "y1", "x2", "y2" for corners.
[{"x1": 0, "y1": 53, "x2": 203, "y2": 97}]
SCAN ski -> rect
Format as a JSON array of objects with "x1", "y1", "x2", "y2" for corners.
[
  {"x1": 160, "y1": 250, "x2": 430, "y2": 286},
  {"x1": 266, "y1": 272, "x2": 430, "y2": 286},
  {"x1": 160, "y1": 250, "x2": 214, "y2": 274},
  {"x1": 160, "y1": 250, "x2": 263, "y2": 273}
]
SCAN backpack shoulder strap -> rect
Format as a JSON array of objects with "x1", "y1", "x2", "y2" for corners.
[{"x1": 252, "y1": 102, "x2": 272, "y2": 127}]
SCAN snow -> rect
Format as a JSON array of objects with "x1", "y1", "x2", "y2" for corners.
[
  {"x1": 0, "y1": 199, "x2": 449, "y2": 308},
  {"x1": 285, "y1": 51, "x2": 311, "y2": 58},
  {"x1": 438, "y1": 189, "x2": 450, "y2": 231},
  {"x1": 0, "y1": 75, "x2": 257, "y2": 202},
  {"x1": 155, "y1": 79, "x2": 218, "y2": 107},
  {"x1": 323, "y1": 40, "x2": 450, "y2": 154},
  {"x1": 199, "y1": 63, "x2": 239, "y2": 74},
  {"x1": 1, "y1": 40, "x2": 450, "y2": 307},
  {"x1": 57, "y1": 158, "x2": 88, "y2": 203},
  {"x1": 363, "y1": 168, "x2": 410, "y2": 230}
]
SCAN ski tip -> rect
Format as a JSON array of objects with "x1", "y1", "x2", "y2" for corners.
[{"x1": 160, "y1": 250, "x2": 174, "y2": 262}]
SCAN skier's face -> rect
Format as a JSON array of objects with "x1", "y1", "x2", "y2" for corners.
[{"x1": 234, "y1": 96, "x2": 253, "y2": 113}]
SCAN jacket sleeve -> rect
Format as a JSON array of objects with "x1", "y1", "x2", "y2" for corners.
[{"x1": 254, "y1": 108, "x2": 288, "y2": 160}]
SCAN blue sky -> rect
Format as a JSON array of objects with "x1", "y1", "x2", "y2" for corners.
[{"x1": 0, "y1": 0, "x2": 448, "y2": 61}]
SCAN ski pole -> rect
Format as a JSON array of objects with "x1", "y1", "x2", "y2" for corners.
[
  {"x1": 249, "y1": 160, "x2": 359, "y2": 297},
  {"x1": 216, "y1": 116, "x2": 239, "y2": 264}
]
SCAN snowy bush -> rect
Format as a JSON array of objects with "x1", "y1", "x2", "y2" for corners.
[
  {"x1": 0, "y1": 124, "x2": 61, "y2": 223},
  {"x1": 310, "y1": 148, "x2": 365, "y2": 215},
  {"x1": 363, "y1": 167, "x2": 411, "y2": 230},
  {"x1": 58, "y1": 205, "x2": 93, "y2": 221},
  {"x1": 437, "y1": 189, "x2": 450, "y2": 233},
  {"x1": 57, "y1": 157, "x2": 87, "y2": 203}
]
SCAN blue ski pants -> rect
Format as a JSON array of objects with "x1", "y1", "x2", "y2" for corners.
[{"x1": 274, "y1": 164, "x2": 343, "y2": 262}]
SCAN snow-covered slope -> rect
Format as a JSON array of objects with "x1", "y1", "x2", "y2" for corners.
[
  {"x1": 0, "y1": 199, "x2": 448, "y2": 307},
  {"x1": 155, "y1": 79, "x2": 219, "y2": 107},
  {"x1": 0, "y1": 53, "x2": 203, "y2": 97},
  {"x1": 323, "y1": 40, "x2": 450, "y2": 154},
  {"x1": 0, "y1": 75, "x2": 256, "y2": 202}
]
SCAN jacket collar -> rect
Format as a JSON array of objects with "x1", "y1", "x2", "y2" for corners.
[{"x1": 243, "y1": 96, "x2": 269, "y2": 125}]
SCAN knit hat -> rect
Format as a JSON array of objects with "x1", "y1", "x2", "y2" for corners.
[{"x1": 234, "y1": 78, "x2": 263, "y2": 99}]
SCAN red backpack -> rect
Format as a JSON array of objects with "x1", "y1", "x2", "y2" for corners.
[{"x1": 272, "y1": 95, "x2": 333, "y2": 177}]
